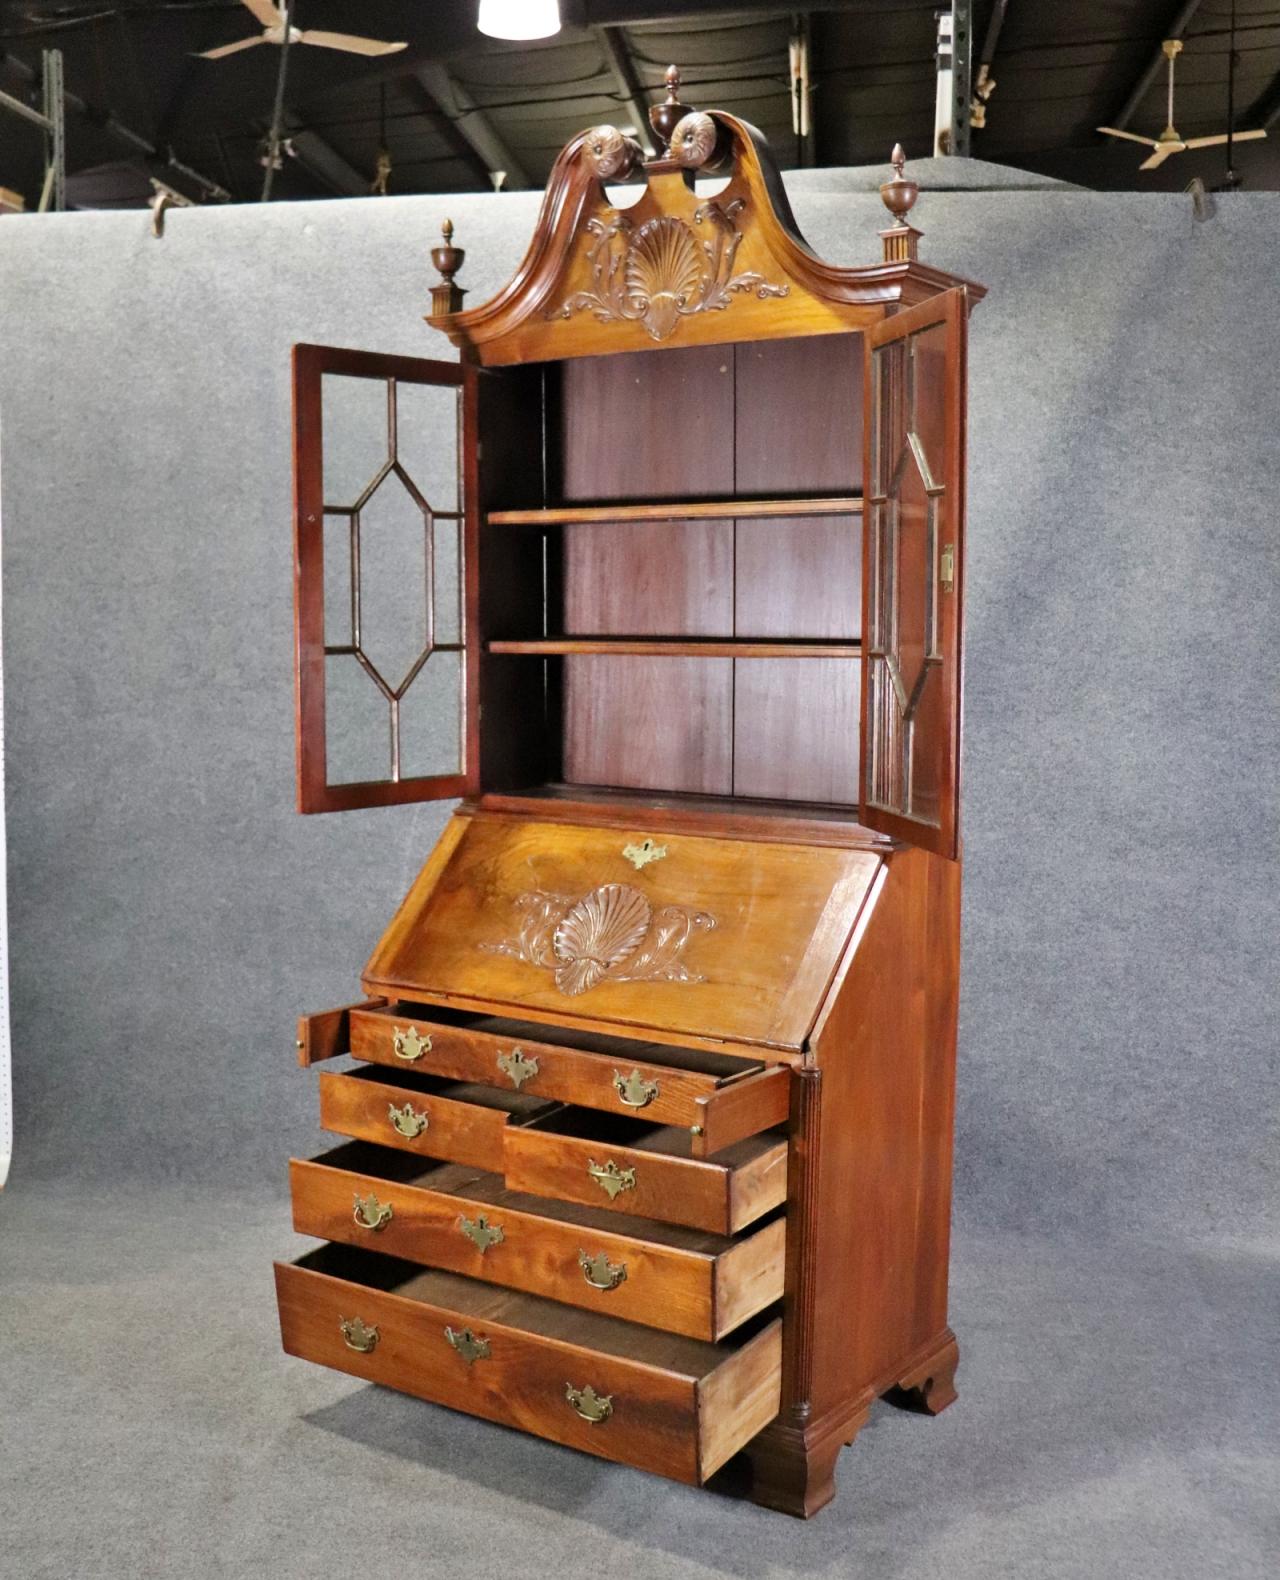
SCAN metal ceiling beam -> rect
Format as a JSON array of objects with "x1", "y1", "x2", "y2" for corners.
[
  {"x1": 593, "y1": 26, "x2": 656, "y2": 155},
  {"x1": 283, "y1": 118, "x2": 369, "y2": 196},
  {"x1": 1109, "y1": 0, "x2": 1206, "y2": 131},
  {"x1": 414, "y1": 61, "x2": 532, "y2": 190}
]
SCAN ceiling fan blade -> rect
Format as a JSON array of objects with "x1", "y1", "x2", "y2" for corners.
[
  {"x1": 1139, "y1": 144, "x2": 1180, "y2": 170},
  {"x1": 198, "y1": 34, "x2": 269, "y2": 60},
  {"x1": 1182, "y1": 129, "x2": 1267, "y2": 149},
  {"x1": 1097, "y1": 126, "x2": 1159, "y2": 148},
  {"x1": 298, "y1": 31, "x2": 408, "y2": 57},
  {"x1": 241, "y1": 0, "x2": 284, "y2": 26}
]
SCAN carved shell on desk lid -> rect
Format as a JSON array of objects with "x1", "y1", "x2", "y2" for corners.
[
  {"x1": 552, "y1": 883, "x2": 652, "y2": 996},
  {"x1": 483, "y1": 881, "x2": 715, "y2": 996}
]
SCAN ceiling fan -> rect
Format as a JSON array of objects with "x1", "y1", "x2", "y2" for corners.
[
  {"x1": 198, "y1": 0, "x2": 407, "y2": 61},
  {"x1": 1098, "y1": 39, "x2": 1266, "y2": 169}
]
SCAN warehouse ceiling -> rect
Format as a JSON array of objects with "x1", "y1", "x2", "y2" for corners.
[{"x1": 2, "y1": 0, "x2": 1279, "y2": 208}]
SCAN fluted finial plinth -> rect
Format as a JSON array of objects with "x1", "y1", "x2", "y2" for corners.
[
  {"x1": 879, "y1": 144, "x2": 922, "y2": 263},
  {"x1": 429, "y1": 219, "x2": 467, "y2": 315}
]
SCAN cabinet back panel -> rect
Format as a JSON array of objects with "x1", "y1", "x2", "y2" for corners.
[
  {"x1": 732, "y1": 659, "x2": 860, "y2": 803},
  {"x1": 734, "y1": 516, "x2": 860, "y2": 640},
  {"x1": 735, "y1": 335, "x2": 862, "y2": 495},
  {"x1": 559, "y1": 346, "x2": 735, "y2": 502},
  {"x1": 563, "y1": 655, "x2": 733, "y2": 795},
  {"x1": 563, "y1": 520, "x2": 734, "y2": 636}
]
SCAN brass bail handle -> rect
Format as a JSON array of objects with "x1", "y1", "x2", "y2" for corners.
[
  {"x1": 353, "y1": 1192, "x2": 393, "y2": 1231},
  {"x1": 339, "y1": 1316, "x2": 379, "y2": 1353},
  {"x1": 578, "y1": 1249, "x2": 627, "y2": 1291},
  {"x1": 566, "y1": 1383, "x2": 613, "y2": 1424},
  {"x1": 393, "y1": 1025, "x2": 432, "y2": 1062},
  {"x1": 586, "y1": 1159, "x2": 636, "y2": 1201}
]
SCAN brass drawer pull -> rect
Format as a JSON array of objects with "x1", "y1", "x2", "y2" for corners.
[
  {"x1": 566, "y1": 1383, "x2": 613, "y2": 1424},
  {"x1": 339, "y1": 1316, "x2": 379, "y2": 1353},
  {"x1": 613, "y1": 1068, "x2": 659, "y2": 1109},
  {"x1": 497, "y1": 1046, "x2": 539, "y2": 1089},
  {"x1": 353, "y1": 1192, "x2": 393, "y2": 1231},
  {"x1": 587, "y1": 1159, "x2": 635, "y2": 1201},
  {"x1": 459, "y1": 1213, "x2": 505, "y2": 1253},
  {"x1": 393, "y1": 1025, "x2": 431, "y2": 1062},
  {"x1": 578, "y1": 1249, "x2": 627, "y2": 1291},
  {"x1": 387, "y1": 1100, "x2": 429, "y2": 1139},
  {"x1": 444, "y1": 1326, "x2": 490, "y2": 1366}
]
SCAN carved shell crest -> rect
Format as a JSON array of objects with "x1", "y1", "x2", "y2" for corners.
[
  {"x1": 551, "y1": 883, "x2": 651, "y2": 996},
  {"x1": 624, "y1": 217, "x2": 705, "y2": 341}
]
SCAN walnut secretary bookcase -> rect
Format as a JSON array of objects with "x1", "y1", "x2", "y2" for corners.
[{"x1": 277, "y1": 73, "x2": 984, "y2": 1519}]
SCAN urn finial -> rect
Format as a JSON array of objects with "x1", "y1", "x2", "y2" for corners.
[
  {"x1": 429, "y1": 218, "x2": 467, "y2": 316},
  {"x1": 879, "y1": 145, "x2": 923, "y2": 262},
  {"x1": 649, "y1": 63, "x2": 690, "y2": 152}
]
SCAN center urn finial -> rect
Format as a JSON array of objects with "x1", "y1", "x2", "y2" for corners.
[{"x1": 649, "y1": 63, "x2": 690, "y2": 152}]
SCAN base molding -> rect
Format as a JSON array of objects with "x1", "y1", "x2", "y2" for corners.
[{"x1": 744, "y1": 1326, "x2": 960, "y2": 1518}]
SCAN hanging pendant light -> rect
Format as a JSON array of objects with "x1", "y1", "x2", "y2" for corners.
[{"x1": 478, "y1": 0, "x2": 560, "y2": 41}]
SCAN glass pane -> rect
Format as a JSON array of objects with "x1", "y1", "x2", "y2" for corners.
[
  {"x1": 433, "y1": 515, "x2": 462, "y2": 647},
  {"x1": 322, "y1": 373, "x2": 389, "y2": 508},
  {"x1": 358, "y1": 470, "x2": 430, "y2": 698},
  {"x1": 399, "y1": 652, "x2": 463, "y2": 778},
  {"x1": 323, "y1": 514, "x2": 353, "y2": 646},
  {"x1": 325, "y1": 655, "x2": 390, "y2": 784},
  {"x1": 865, "y1": 321, "x2": 948, "y2": 827},
  {"x1": 396, "y1": 380, "x2": 460, "y2": 516}
]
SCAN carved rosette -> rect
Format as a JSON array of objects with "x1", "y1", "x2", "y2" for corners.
[
  {"x1": 668, "y1": 111, "x2": 719, "y2": 169},
  {"x1": 481, "y1": 881, "x2": 715, "y2": 996},
  {"x1": 583, "y1": 124, "x2": 645, "y2": 181},
  {"x1": 547, "y1": 198, "x2": 789, "y2": 343}
]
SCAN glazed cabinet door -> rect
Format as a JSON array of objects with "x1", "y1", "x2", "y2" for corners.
[
  {"x1": 293, "y1": 344, "x2": 477, "y2": 812},
  {"x1": 861, "y1": 289, "x2": 968, "y2": 860}
]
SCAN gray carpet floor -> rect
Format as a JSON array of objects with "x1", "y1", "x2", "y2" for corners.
[{"x1": 2, "y1": 1181, "x2": 1275, "y2": 1580}]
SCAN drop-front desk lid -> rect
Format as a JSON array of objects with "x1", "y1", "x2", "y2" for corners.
[{"x1": 362, "y1": 812, "x2": 883, "y2": 1054}]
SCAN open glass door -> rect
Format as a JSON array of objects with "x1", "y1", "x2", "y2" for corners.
[
  {"x1": 861, "y1": 289, "x2": 967, "y2": 859},
  {"x1": 293, "y1": 344, "x2": 476, "y2": 813}
]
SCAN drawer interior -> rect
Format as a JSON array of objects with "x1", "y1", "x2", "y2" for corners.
[
  {"x1": 291, "y1": 1242, "x2": 775, "y2": 1373},
  {"x1": 520, "y1": 1105, "x2": 788, "y2": 1168},
  {"x1": 305, "y1": 1140, "x2": 773, "y2": 1255},
  {"x1": 364, "y1": 1002, "x2": 766, "y2": 1083},
  {"x1": 330, "y1": 1064, "x2": 553, "y2": 1119}
]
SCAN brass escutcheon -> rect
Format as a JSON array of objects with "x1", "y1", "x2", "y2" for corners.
[
  {"x1": 940, "y1": 542, "x2": 955, "y2": 591},
  {"x1": 566, "y1": 1383, "x2": 613, "y2": 1423},
  {"x1": 578, "y1": 1249, "x2": 627, "y2": 1291},
  {"x1": 353, "y1": 1191, "x2": 393, "y2": 1231},
  {"x1": 387, "y1": 1100, "x2": 429, "y2": 1139},
  {"x1": 622, "y1": 837, "x2": 668, "y2": 871},
  {"x1": 339, "y1": 1316, "x2": 379, "y2": 1353},
  {"x1": 393, "y1": 1025, "x2": 432, "y2": 1062},
  {"x1": 497, "y1": 1046, "x2": 539, "y2": 1090},
  {"x1": 458, "y1": 1213, "x2": 505, "y2": 1253},
  {"x1": 444, "y1": 1325, "x2": 490, "y2": 1366},
  {"x1": 613, "y1": 1068, "x2": 659, "y2": 1109},
  {"x1": 586, "y1": 1159, "x2": 636, "y2": 1201}
]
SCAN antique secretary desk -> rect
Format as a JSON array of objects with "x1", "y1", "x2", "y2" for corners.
[{"x1": 276, "y1": 71, "x2": 984, "y2": 1519}]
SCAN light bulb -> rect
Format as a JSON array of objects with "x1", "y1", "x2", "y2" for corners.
[{"x1": 478, "y1": 0, "x2": 561, "y2": 41}]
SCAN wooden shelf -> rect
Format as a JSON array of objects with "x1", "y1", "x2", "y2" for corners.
[
  {"x1": 487, "y1": 639, "x2": 861, "y2": 659},
  {"x1": 486, "y1": 497, "x2": 863, "y2": 526}
]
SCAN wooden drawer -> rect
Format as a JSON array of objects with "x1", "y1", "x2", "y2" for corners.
[
  {"x1": 505, "y1": 1108, "x2": 788, "y2": 1235},
  {"x1": 291, "y1": 1142, "x2": 785, "y2": 1341},
  {"x1": 317, "y1": 1066, "x2": 555, "y2": 1172},
  {"x1": 341, "y1": 1003, "x2": 790, "y2": 1157},
  {"x1": 275, "y1": 1244, "x2": 782, "y2": 1485}
]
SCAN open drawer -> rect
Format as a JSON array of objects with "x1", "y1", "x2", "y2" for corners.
[
  {"x1": 504, "y1": 1108, "x2": 788, "y2": 1235},
  {"x1": 317, "y1": 1066, "x2": 556, "y2": 1172},
  {"x1": 291, "y1": 1141, "x2": 785, "y2": 1341},
  {"x1": 334, "y1": 1002, "x2": 791, "y2": 1158},
  {"x1": 275, "y1": 1244, "x2": 782, "y2": 1485}
]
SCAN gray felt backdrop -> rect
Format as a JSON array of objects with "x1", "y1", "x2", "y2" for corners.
[{"x1": 1, "y1": 164, "x2": 1276, "y2": 1580}]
